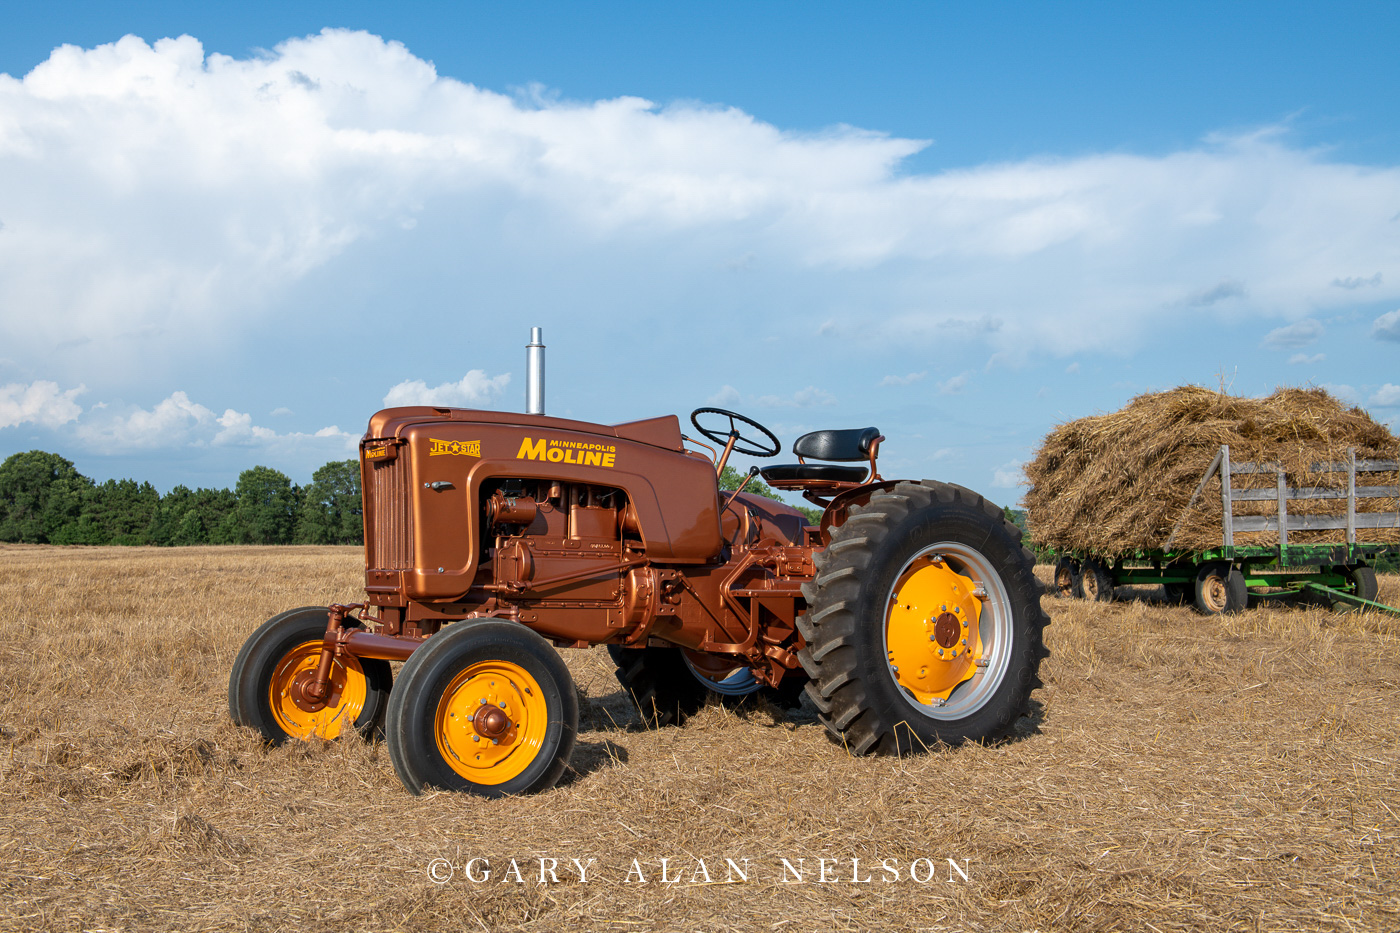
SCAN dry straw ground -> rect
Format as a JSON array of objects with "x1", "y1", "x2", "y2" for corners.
[
  {"x1": 2, "y1": 544, "x2": 1398, "y2": 932},
  {"x1": 1025, "y1": 386, "x2": 1400, "y2": 554}
]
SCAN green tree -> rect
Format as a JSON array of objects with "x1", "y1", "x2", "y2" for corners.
[
  {"x1": 0, "y1": 451, "x2": 92, "y2": 543},
  {"x1": 229, "y1": 466, "x2": 298, "y2": 544},
  {"x1": 296, "y1": 460, "x2": 363, "y2": 544},
  {"x1": 62, "y1": 478, "x2": 160, "y2": 545}
]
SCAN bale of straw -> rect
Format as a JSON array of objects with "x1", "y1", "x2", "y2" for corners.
[{"x1": 1024, "y1": 386, "x2": 1399, "y2": 554}]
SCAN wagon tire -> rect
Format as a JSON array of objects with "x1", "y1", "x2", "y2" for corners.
[
  {"x1": 1079, "y1": 559, "x2": 1115, "y2": 602},
  {"x1": 228, "y1": 607, "x2": 392, "y2": 744},
  {"x1": 1194, "y1": 563, "x2": 1247, "y2": 615},
  {"x1": 799, "y1": 481, "x2": 1049, "y2": 755},
  {"x1": 1052, "y1": 556, "x2": 1080, "y2": 598},
  {"x1": 386, "y1": 620, "x2": 577, "y2": 797},
  {"x1": 1333, "y1": 565, "x2": 1378, "y2": 613}
]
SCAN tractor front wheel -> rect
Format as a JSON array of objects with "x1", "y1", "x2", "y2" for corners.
[
  {"x1": 798, "y1": 481, "x2": 1049, "y2": 755},
  {"x1": 386, "y1": 620, "x2": 578, "y2": 797},
  {"x1": 228, "y1": 607, "x2": 392, "y2": 744}
]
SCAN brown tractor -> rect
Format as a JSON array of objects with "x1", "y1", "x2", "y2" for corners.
[{"x1": 229, "y1": 375, "x2": 1049, "y2": 797}]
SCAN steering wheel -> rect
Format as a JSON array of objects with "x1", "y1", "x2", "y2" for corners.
[{"x1": 689, "y1": 408, "x2": 782, "y2": 458}]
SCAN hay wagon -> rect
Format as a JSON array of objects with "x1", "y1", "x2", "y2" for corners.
[{"x1": 1050, "y1": 444, "x2": 1400, "y2": 615}]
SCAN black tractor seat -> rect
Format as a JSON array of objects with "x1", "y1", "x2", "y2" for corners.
[{"x1": 760, "y1": 426, "x2": 881, "y2": 486}]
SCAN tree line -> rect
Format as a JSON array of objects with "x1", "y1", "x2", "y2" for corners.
[{"x1": 0, "y1": 451, "x2": 363, "y2": 546}]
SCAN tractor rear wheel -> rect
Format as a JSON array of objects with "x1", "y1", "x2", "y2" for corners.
[
  {"x1": 228, "y1": 607, "x2": 392, "y2": 744},
  {"x1": 1194, "y1": 563, "x2": 1247, "y2": 615},
  {"x1": 1079, "y1": 559, "x2": 1115, "y2": 602},
  {"x1": 798, "y1": 481, "x2": 1049, "y2": 755},
  {"x1": 1051, "y1": 556, "x2": 1080, "y2": 598},
  {"x1": 386, "y1": 620, "x2": 578, "y2": 797}
]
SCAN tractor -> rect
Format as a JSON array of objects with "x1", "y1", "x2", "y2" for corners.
[{"x1": 228, "y1": 342, "x2": 1049, "y2": 797}]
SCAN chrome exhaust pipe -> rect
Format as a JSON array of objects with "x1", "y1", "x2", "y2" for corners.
[{"x1": 526, "y1": 327, "x2": 545, "y2": 415}]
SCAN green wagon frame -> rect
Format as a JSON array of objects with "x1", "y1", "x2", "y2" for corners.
[{"x1": 1049, "y1": 445, "x2": 1400, "y2": 615}]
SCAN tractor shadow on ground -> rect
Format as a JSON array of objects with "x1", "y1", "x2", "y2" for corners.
[{"x1": 559, "y1": 738, "x2": 630, "y2": 787}]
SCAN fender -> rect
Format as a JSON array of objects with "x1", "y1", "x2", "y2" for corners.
[{"x1": 817, "y1": 479, "x2": 906, "y2": 545}]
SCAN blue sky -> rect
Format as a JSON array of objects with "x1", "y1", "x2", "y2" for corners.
[{"x1": 1, "y1": 1, "x2": 1398, "y2": 503}]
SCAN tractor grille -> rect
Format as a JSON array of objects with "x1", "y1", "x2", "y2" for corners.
[{"x1": 366, "y1": 452, "x2": 413, "y2": 570}]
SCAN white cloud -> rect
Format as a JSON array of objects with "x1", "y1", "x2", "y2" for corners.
[
  {"x1": 991, "y1": 460, "x2": 1025, "y2": 488},
  {"x1": 382, "y1": 370, "x2": 511, "y2": 408},
  {"x1": 1188, "y1": 279, "x2": 1246, "y2": 306},
  {"x1": 1372, "y1": 309, "x2": 1400, "y2": 342},
  {"x1": 1322, "y1": 383, "x2": 1361, "y2": 405},
  {"x1": 1331, "y1": 273, "x2": 1381, "y2": 289},
  {"x1": 0, "y1": 380, "x2": 85, "y2": 429},
  {"x1": 1065, "y1": 361, "x2": 1080, "y2": 374},
  {"x1": 75, "y1": 389, "x2": 355, "y2": 452},
  {"x1": 879, "y1": 371, "x2": 926, "y2": 386},
  {"x1": 707, "y1": 385, "x2": 743, "y2": 406},
  {"x1": 938, "y1": 372, "x2": 971, "y2": 394},
  {"x1": 270, "y1": 406, "x2": 293, "y2": 416},
  {"x1": 1288, "y1": 352, "x2": 1325, "y2": 364},
  {"x1": 1, "y1": 29, "x2": 1400, "y2": 374},
  {"x1": 1371, "y1": 384, "x2": 1400, "y2": 406},
  {"x1": 754, "y1": 386, "x2": 836, "y2": 408},
  {"x1": 1262, "y1": 319, "x2": 1323, "y2": 349}
]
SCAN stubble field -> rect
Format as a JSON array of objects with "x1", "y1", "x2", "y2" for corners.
[{"x1": 1, "y1": 544, "x2": 1398, "y2": 932}]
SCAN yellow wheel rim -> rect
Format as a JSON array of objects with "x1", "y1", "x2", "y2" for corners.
[
  {"x1": 435, "y1": 661, "x2": 549, "y2": 786},
  {"x1": 269, "y1": 639, "x2": 369, "y2": 740},
  {"x1": 886, "y1": 557, "x2": 984, "y2": 705}
]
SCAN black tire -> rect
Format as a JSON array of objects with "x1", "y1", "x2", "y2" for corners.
[
  {"x1": 1333, "y1": 565, "x2": 1379, "y2": 613},
  {"x1": 608, "y1": 645, "x2": 807, "y2": 725},
  {"x1": 1051, "y1": 556, "x2": 1081, "y2": 598},
  {"x1": 1079, "y1": 559, "x2": 1115, "y2": 602},
  {"x1": 1194, "y1": 563, "x2": 1247, "y2": 615},
  {"x1": 386, "y1": 621, "x2": 578, "y2": 797},
  {"x1": 228, "y1": 607, "x2": 392, "y2": 744},
  {"x1": 797, "y1": 481, "x2": 1049, "y2": 756},
  {"x1": 608, "y1": 645, "x2": 708, "y2": 726}
]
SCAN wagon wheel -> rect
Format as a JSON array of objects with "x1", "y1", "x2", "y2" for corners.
[
  {"x1": 1331, "y1": 565, "x2": 1378, "y2": 614},
  {"x1": 385, "y1": 620, "x2": 578, "y2": 797},
  {"x1": 796, "y1": 481, "x2": 1049, "y2": 755},
  {"x1": 1051, "y1": 556, "x2": 1080, "y2": 598},
  {"x1": 1079, "y1": 559, "x2": 1115, "y2": 603},
  {"x1": 228, "y1": 607, "x2": 392, "y2": 743},
  {"x1": 1194, "y1": 563, "x2": 1247, "y2": 615}
]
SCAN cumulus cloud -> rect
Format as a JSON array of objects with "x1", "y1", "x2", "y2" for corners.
[
  {"x1": 938, "y1": 372, "x2": 971, "y2": 394},
  {"x1": 0, "y1": 380, "x2": 85, "y2": 429},
  {"x1": 1371, "y1": 384, "x2": 1400, "y2": 406},
  {"x1": 879, "y1": 371, "x2": 926, "y2": 386},
  {"x1": 1372, "y1": 309, "x2": 1400, "y2": 342},
  {"x1": 1188, "y1": 280, "x2": 1246, "y2": 306},
  {"x1": 1322, "y1": 383, "x2": 1361, "y2": 405},
  {"x1": 1262, "y1": 319, "x2": 1323, "y2": 349},
  {"x1": 2, "y1": 29, "x2": 1400, "y2": 373},
  {"x1": 1288, "y1": 352, "x2": 1325, "y2": 364},
  {"x1": 707, "y1": 384, "x2": 835, "y2": 408},
  {"x1": 754, "y1": 386, "x2": 836, "y2": 408},
  {"x1": 991, "y1": 460, "x2": 1025, "y2": 488},
  {"x1": 1331, "y1": 273, "x2": 1382, "y2": 289},
  {"x1": 382, "y1": 370, "x2": 511, "y2": 407},
  {"x1": 75, "y1": 390, "x2": 355, "y2": 453}
]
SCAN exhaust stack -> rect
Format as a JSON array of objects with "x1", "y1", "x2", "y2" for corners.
[{"x1": 525, "y1": 327, "x2": 545, "y2": 415}]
